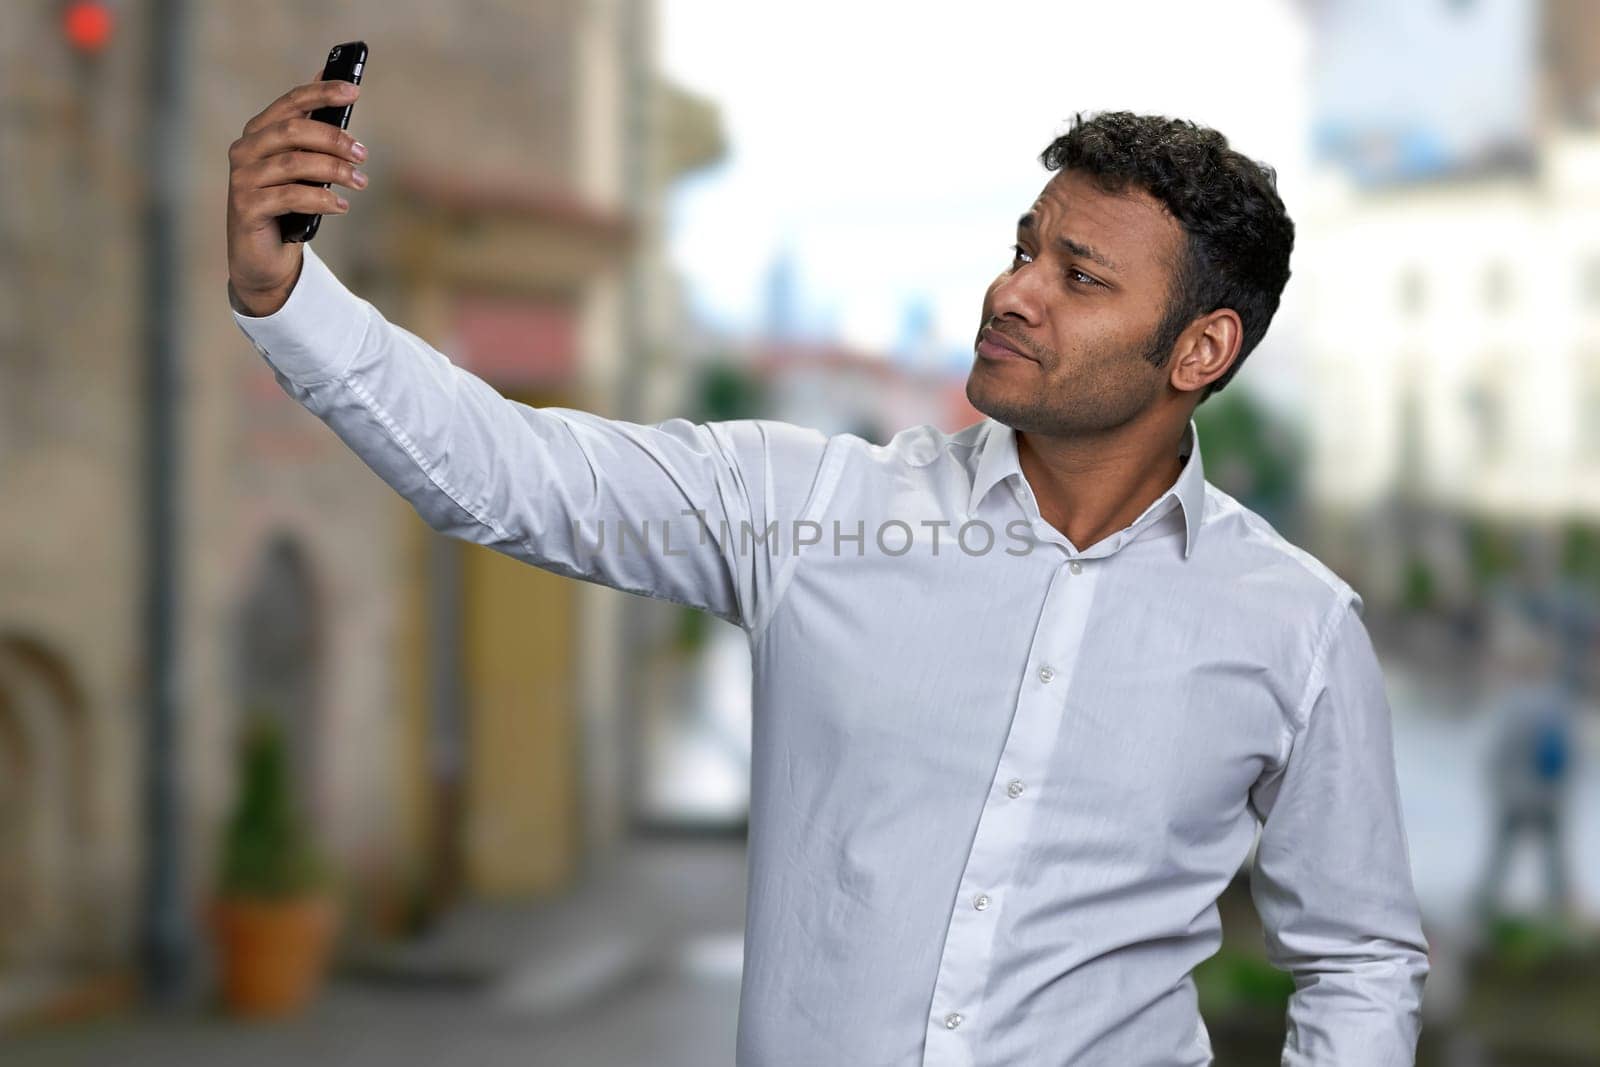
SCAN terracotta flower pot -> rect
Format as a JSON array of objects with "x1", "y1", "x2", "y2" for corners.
[{"x1": 209, "y1": 894, "x2": 337, "y2": 1018}]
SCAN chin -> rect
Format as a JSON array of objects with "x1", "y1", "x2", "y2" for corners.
[
  {"x1": 964, "y1": 372, "x2": 1008, "y2": 422},
  {"x1": 968, "y1": 372, "x2": 1053, "y2": 432}
]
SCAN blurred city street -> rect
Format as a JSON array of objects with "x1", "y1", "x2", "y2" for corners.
[{"x1": 7, "y1": 0, "x2": 1600, "y2": 1063}]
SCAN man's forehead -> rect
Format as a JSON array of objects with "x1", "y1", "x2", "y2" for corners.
[{"x1": 1025, "y1": 170, "x2": 1177, "y2": 262}]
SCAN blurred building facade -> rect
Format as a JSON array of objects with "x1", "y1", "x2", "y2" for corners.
[
  {"x1": 1300, "y1": 0, "x2": 1600, "y2": 614},
  {"x1": 0, "y1": 0, "x2": 722, "y2": 1021},
  {"x1": 748, "y1": 339, "x2": 983, "y2": 444}
]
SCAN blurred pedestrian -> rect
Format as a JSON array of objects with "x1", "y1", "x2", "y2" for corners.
[{"x1": 1472, "y1": 606, "x2": 1579, "y2": 925}]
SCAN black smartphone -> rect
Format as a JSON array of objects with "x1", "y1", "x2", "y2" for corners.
[{"x1": 279, "y1": 40, "x2": 368, "y2": 244}]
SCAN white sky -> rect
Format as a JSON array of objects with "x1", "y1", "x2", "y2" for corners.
[
  {"x1": 1312, "y1": 0, "x2": 1532, "y2": 160},
  {"x1": 660, "y1": 0, "x2": 1311, "y2": 384}
]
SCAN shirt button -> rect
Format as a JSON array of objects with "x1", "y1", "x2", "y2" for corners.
[
  {"x1": 973, "y1": 893, "x2": 991, "y2": 911},
  {"x1": 1069, "y1": 560, "x2": 1083, "y2": 575},
  {"x1": 944, "y1": 1012, "x2": 963, "y2": 1030},
  {"x1": 1007, "y1": 779, "x2": 1025, "y2": 798},
  {"x1": 1038, "y1": 665, "x2": 1055, "y2": 683}
]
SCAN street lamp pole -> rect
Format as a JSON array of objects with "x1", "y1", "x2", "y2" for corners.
[{"x1": 137, "y1": 0, "x2": 191, "y2": 1005}]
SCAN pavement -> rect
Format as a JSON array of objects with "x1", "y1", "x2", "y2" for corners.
[{"x1": 2, "y1": 837, "x2": 751, "y2": 1067}]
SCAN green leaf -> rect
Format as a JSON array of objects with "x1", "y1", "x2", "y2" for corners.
[{"x1": 218, "y1": 710, "x2": 333, "y2": 899}]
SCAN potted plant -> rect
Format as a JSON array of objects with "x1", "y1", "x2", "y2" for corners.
[{"x1": 209, "y1": 710, "x2": 337, "y2": 1018}]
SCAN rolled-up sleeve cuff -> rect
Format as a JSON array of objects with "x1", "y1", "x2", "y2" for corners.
[{"x1": 229, "y1": 242, "x2": 370, "y2": 386}]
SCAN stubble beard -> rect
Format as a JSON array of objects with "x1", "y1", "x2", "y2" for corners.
[{"x1": 967, "y1": 334, "x2": 1167, "y2": 437}]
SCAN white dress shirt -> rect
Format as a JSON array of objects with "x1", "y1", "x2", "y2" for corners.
[{"x1": 231, "y1": 244, "x2": 1429, "y2": 1066}]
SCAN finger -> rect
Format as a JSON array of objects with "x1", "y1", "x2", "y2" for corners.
[
  {"x1": 242, "y1": 68, "x2": 328, "y2": 134},
  {"x1": 243, "y1": 184, "x2": 349, "y2": 227},
  {"x1": 242, "y1": 78, "x2": 359, "y2": 137},
  {"x1": 244, "y1": 150, "x2": 367, "y2": 193},
  {"x1": 235, "y1": 116, "x2": 366, "y2": 169}
]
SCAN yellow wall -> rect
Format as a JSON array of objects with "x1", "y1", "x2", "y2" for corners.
[
  {"x1": 460, "y1": 383, "x2": 582, "y2": 894},
  {"x1": 392, "y1": 373, "x2": 583, "y2": 908}
]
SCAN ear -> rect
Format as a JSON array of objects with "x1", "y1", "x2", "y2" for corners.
[{"x1": 1169, "y1": 309, "x2": 1242, "y2": 396}]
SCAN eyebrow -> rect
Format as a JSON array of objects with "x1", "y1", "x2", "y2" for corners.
[{"x1": 1016, "y1": 212, "x2": 1123, "y2": 275}]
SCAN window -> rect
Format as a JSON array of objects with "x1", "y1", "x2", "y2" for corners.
[
  {"x1": 1483, "y1": 261, "x2": 1512, "y2": 312},
  {"x1": 1581, "y1": 352, "x2": 1600, "y2": 461},
  {"x1": 1399, "y1": 267, "x2": 1426, "y2": 315},
  {"x1": 1581, "y1": 255, "x2": 1600, "y2": 310},
  {"x1": 1464, "y1": 372, "x2": 1507, "y2": 463},
  {"x1": 233, "y1": 533, "x2": 323, "y2": 805}
]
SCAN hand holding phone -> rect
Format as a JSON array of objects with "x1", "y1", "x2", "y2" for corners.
[
  {"x1": 224, "y1": 42, "x2": 370, "y2": 316},
  {"x1": 278, "y1": 41, "x2": 368, "y2": 244}
]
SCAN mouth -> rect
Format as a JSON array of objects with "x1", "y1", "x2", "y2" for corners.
[{"x1": 976, "y1": 328, "x2": 1035, "y2": 363}]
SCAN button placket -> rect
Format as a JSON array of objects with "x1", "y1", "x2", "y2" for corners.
[{"x1": 926, "y1": 561, "x2": 1090, "y2": 1064}]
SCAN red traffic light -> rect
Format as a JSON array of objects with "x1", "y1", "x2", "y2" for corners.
[{"x1": 63, "y1": 1, "x2": 114, "y2": 55}]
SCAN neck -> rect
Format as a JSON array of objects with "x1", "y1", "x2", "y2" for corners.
[{"x1": 1015, "y1": 416, "x2": 1189, "y2": 552}]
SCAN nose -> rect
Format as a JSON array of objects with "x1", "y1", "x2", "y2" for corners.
[{"x1": 987, "y1": 263, "x2": 1044, "y2": 328}]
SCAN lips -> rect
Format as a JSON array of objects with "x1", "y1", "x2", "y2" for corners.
[{"x1": 977, "y1": 328, "x2": 1034, "y2": 362}]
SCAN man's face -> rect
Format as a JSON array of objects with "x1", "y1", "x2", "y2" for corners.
[{"x1": 967, "y1": 168, "x2": 1189, "y2": 436}]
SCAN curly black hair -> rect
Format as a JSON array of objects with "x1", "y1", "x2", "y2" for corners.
[{"x1": 1039, "y1": 111, "x2": 1294, "y2": 404}]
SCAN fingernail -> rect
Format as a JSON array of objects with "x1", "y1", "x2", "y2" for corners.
[
  {"x1": 352, "y1": 170, "x2": 368, "y2": 188},
  {"x1": 351, "y1": 141, "x2": 367, "y2": 161},
  {"x1": 335, "y1": 196, "x2": 349, "y2": 210}
]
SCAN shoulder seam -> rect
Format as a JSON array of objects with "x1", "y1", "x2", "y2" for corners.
[
  {"x1": 1224, "y1": 494, "x2": 1352, "y2": 601},
  {"x1": 1291, "y1": 591, "x2": 1358, "y2": 735}
]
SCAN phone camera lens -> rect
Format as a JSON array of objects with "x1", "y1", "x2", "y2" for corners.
[{"x1": 331, "y1": 47, "x2": 342, "y2": 58}]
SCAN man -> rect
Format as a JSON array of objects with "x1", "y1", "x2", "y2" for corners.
[{"x1": 227, "y1": 80, "x2": 1429, "y2": 1065}]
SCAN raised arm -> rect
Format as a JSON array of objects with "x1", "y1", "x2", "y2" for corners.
[
  {"x1": 229, "y1": 243, "x2": 836, "y2": 634},
  {"x1": 223, "y1": 77, "x2": 837, "y2": 634},
  {"x1": 1246, "y1": 595, "x2": 1431, "y2": 1065}
]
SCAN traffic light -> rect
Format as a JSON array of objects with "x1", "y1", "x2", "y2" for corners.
[{"x1": 61, "y1": 1, "x2": 115, "y2": 56}]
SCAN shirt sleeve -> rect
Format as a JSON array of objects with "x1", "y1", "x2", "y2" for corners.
[
  {"x1": 229, "y1": 243, "x2": 839, "y2": 635},
  {"x1": 1246, "y1": 593, "x2": 1431, "y2": 1066}
]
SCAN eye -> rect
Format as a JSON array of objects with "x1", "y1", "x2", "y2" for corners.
[{"x1": 1011, "y1": 245, "x2": 1099, "y2": 287}]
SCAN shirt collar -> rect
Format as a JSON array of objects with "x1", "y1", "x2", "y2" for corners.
[{"x1": 967, "y1": 416, "x2": 1206, "y2": 559}]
